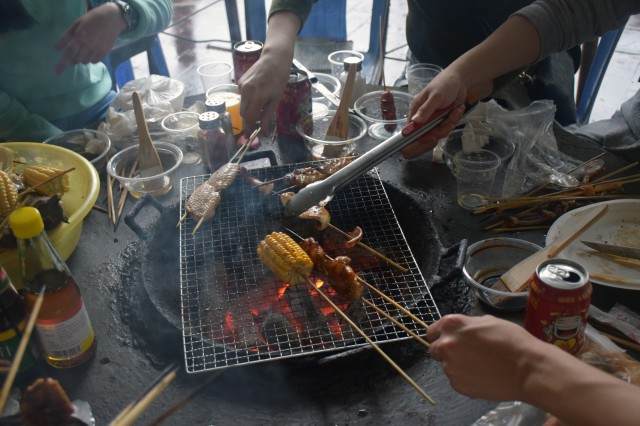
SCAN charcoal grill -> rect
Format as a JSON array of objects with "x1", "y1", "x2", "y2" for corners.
[{"x1": 179, "y1": 161, "x2": 441, "y2": 373}]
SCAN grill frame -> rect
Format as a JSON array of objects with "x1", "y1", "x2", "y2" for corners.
[{"x1": 179, "y1": 161, "x2": 441, "y2": 374}]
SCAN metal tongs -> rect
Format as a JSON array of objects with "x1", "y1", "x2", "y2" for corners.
[{"x1": 285, "y1": 108, "x2": 469, "y2": 216}]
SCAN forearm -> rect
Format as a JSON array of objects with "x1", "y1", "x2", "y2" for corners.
[
  {"x1": 262, "y1": 12, "x2": 301, "y2": 64},
  {"x1": 449, "y1": 15, "x2": 540, "y2": 89},
  {"x1": 521, "y1": 342, "x2": 640, "y2": 426}
]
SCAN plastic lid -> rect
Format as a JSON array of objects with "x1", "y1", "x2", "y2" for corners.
[
  {"x1": 9, "y1": 207, "x2": 44, "y2": 239},
  {"x1": 205, "y1": 97, "x2": 226, "y2": 114},
  {"x1": 199, "y1": 111, "x2": 221, "y2": 129},
  {"x1": 343, "y1": 56, "x2": 363, "y2": 72}
]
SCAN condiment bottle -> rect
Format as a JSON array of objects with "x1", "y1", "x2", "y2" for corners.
[
  {"x1": 339, "y1": 56, "x2": 366, "y2": 108},
  {"x1": 198, "y1": 111, "x2": 230, "y2": 173},
  {"x1": 0, "y1": 266, "x2": 38, "y2": 376},
  {"x1": 205, "y1": 97, "x2": 235, "y2": 154},
  {"x1": 9, "y1": 207, "x2": 96, "y2": 369}
]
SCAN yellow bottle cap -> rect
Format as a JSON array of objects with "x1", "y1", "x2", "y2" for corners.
[{"x1": 9, "y1": 207, "x2": 44, "y2": 239}]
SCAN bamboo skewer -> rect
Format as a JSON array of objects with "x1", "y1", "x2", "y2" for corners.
[
  {"x1": 114, "y1": 161, "x2": 138, "y2": 232},
  {"x1": 305, "y1": 278, "x2": 435, "y2": 404},
  {"x1": 362, "y1": 298, "x2": 430, "y2": 350},
  {"x1": 327, "y1": 223, "x2": 408, "y2": 273},
  {"x1": 598, "y1": 331, "x2": 640, "y2": 352},
  {"x1": 107, "y1": 174, "x2": 116, "y2": 224},
  {"x1": 148, "y1": 373, "x2": 221, "y2": 426},
  {"x1": 0, "y1": 287, "x2": 45, "y2": 413},
  {"x1": 593, "y1": 161, "x2": 639, "y2": 183},
  {"x1": 93, "y1": 205, "x2": 109, "y2": 214},
  {"x1": 110, "y1": 364, "x2": 178, "y2": 426},
  {"x1": 359, "y1": 279, "x2": 430, "y2": 331}
]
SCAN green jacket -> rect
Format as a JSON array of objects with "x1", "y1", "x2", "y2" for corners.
[{"x1": 0, "y1": 0, "x2": 172, "y2": 141}]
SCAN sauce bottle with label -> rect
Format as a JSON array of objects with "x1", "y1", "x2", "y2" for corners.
[{"x1": 9, "y1": 207, "x2": 96, "y2": 368}]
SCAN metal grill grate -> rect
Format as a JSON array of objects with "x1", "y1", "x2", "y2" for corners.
[{"x1": 179, "y1": 161, "x2": 440, "y2": 373}]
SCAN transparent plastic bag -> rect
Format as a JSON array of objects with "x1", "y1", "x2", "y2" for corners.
[{"x1": 483, "y1": 100, "x2": 582, "y2": 197}]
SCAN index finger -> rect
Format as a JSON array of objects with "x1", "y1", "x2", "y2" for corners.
[
  {"x1": 426, "y1": 314, "x2": 467, "y2": 342},
  {"x1": 55, "y1": 22, "x2": 78, "y2": 50}
]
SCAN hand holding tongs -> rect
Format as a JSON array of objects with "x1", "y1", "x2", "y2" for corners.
[{"x1": 284, "y1": 107, "x2": 471, "y2": 216}]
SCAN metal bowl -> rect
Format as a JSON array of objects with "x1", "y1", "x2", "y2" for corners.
[
  {"x1": 463, "y1": 238, "x2": 541, "y2": 311},
  {"x1": 297, "y1": 110, "x2": 367, "y2": 159},
  {"x1": 44, "y1": 129, "x2": 111, "y2": 171}
]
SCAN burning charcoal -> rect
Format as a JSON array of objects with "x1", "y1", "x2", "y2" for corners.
[{"x1": 261, "y1": 311, "x2": 295, "y2": 353}]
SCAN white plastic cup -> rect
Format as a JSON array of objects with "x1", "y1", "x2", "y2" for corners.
[
  {"x1": 407, "y1": 63, "x2": 443, "y2": 96},
  {"x1": 327, "y1": 50, "x2": 364, "y2": 78},
  {"x1": 197, "y1": 62, "x2": 233, "y2": 92},
  {"x1": 453, "y1": 149, "x2": 501, "y2": 210}
]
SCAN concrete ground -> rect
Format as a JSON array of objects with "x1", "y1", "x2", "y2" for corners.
[{"x1": 132, "y1": 1, "x2": 640, "y2": 124}]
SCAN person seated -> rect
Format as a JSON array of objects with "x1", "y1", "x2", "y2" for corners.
[
  {"x1": 428, "y1": 314, "x2": 640, "y2": 426},
  {"x1": 0, "y1": 0, "x2": 172, "y2": 141}
]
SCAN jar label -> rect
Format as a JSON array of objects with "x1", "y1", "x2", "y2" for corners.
[{"x1": 36, "y1": 302, "x2": 94, "y2": 360}]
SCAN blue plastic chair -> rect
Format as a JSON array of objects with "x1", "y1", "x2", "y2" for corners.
[
  {"x1": 236, "y1": 0, "x2": 390, "y2": 83},
  {"x1": 103, "y1": 34, "x2": 170, "y2": 90},
  {"x1": 576, "y1": 27, "x2": 625, "y2": 124}
]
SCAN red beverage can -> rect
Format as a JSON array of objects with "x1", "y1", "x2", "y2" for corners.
[
  {"x1": 524, "y1": 259, "x2": 591, "y2": 354},
  {"x1": 276, "y1": 69, "x2": 312, "y2": 138},
  {"x1": 233, "y1": 40, "x2": 263, "y2": 83}
]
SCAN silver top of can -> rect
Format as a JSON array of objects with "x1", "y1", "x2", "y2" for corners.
[
  {"x1": 199, "y1": 111, "x2": 221, "y2": 128},
  {"x1": 536, "y1": 259, "x2": 589, "y2": 290},
  {"x1": 343, "y1": 56, "x2": 363, "y2": 71},
  {"x1": 205, "y1": 97, "x2": 226, "y2": 114},
  {"x1": 287, "y1": 69, "x2": 308, "y2": 84},
  {"x1": 234, "y1": 40, "x2": 263, "y2": 53}
]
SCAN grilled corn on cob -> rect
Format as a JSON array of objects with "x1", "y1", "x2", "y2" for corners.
[
  {"x1": 257, "y1": 232, "x2": 313, "y2": 284},
  {"x1": 0, "y1": 170, "x2": 18, "y2": 218},
  {"x1": 23, "y1": 166, "x2": 69, "y2": 196}
]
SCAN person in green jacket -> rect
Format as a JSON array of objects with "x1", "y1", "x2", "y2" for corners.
[{"x1": 0, "y1": 0, "x2": 172, "y2": 141}]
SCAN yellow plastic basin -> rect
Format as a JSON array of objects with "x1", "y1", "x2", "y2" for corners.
[{"x1": 0, "y1": 142, "x2": 100, "y2": 287}]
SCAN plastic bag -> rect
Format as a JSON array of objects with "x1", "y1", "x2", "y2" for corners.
[{"x1": 484, "y1": 100, "x2": 582, "y2": 197}]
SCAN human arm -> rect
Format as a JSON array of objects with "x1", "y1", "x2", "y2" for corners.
[
  {"x1": 238, "y1": 1, "x2": 315, "y2": 132},
  {"x1": 0, "y1": 93, "x2": 62, "y2": 141},
  {"x1": 55, "y1": 0, "x2": 172, "y2": 75},
  {"x1": 427, "y1": 314, "x2": 640, "y2": 426}
]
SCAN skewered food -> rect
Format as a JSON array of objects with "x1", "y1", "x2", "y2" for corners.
[
  {"x1": 280, "y1": 192, "x2": 331, "y2": 230},
  {"x1": 208, "y1": 163, "x2": 241, "y2": 191},
  {"x1": 240, "y1": 167, "x2": 274, "y2": 195},
  {"x1": 21, "y1": 378, "x2": 74, "y2": 426},
  {"x1": 380, "y1": 90, "x2": 397, "y2": 132},
  {"x1": 22, "y1": 165, "x2": 69, "y2": 196},
  {"x1": 185, "y1": 183, "x2": 221, "y2": 223},
  {"x1": 0, "y1": 170, "x2": 18, "y2": 218},
  {"x1": 257, "y1": 232, "x2": 313, "y2": 285},
  {"x1": 278, "y1": 157, "x2": 355, "y2": 189},
  {"x1": 344, "y1": 226, "x2": 363, "y2": 248},
  {"x1": 300, "y1": 237, "x2": 363, "y2": 301}
]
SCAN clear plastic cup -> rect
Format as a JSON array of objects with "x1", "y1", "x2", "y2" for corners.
[
  {"x1": 160, "y1": 111, "x2": 202, "y2": 165},
  {"x1": 453, "y1": 150, "x2": 501, "y2": 210},
  {"x1": 197, "y1": 61, "x2": 233, "y2": 92},
  {"x1": 407, "y1": 63, "x2": 443, "y2": 96},
  {"x1": 328, "y1": 50, "x2": 364, "y2": 77}
]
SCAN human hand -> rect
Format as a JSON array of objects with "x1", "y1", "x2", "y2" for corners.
[
  {"x1": 401, "y1": 67, "x2": 492, "y2": 158},
  {"x1": 54, "y1": 3, "x2": 127, "y2": 75},
  {"x1": 238, "y1": 50, "x2": 292, "y2": 134},
  {"x1": 427, "y1": 314, "x2": 542, "y2": 401}
]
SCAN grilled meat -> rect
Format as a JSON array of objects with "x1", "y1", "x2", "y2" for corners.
[
  {"x1": 280, "y1": 192, "x2": 331, "y2": 230},
  {"x1": 380, "y1": 90, "x2": 397, "y2": 132},
  {"x1": 286, "y1": 167, "x2": 327, "y2": 188},
  {"x1": 185, "y1": 182, "x2": 221, "y2": 222},
  {"x1": 21, "y1": 378, "x2": 74, "y2": 426},
  {"x1": 317, "y1": 156, "x2": 353, "y2": 175},
  {"x1": 344, "y1": 226, "x2": 363, "y2": 248},
  {"x1": 300, "y1": 237, "x2": 363, "y2": 302},
  {"x1": 240, "y1": 167, "x2": 274, "y2": 195}
]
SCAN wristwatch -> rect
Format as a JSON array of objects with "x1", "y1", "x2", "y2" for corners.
[{"x1": 111, "y1": 0, "x2": 138, "y2": 32}]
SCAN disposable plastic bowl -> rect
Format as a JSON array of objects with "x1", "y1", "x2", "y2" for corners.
[
  {"x1": 354, "y1": 90, "x2": 412, "y2": 140},
  {"x1": 442, "y1": 129, "x2": 515, "y2": 172},
  {"x1": 297, "y1": 110, "x2": 367, "y2": 159},
  {"x1": 0, "y1": 142, "x2": 100, "y2": 286},
  {"x1": 44, "y1": 129, "x2": 112, "y2": 171}
]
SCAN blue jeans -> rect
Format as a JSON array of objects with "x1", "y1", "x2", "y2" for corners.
[{"x1": 50, "y1": 90, "x2": 117, "y2": 131}]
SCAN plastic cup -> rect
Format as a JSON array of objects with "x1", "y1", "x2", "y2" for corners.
[
  {"x1": 453, "y1": 150, "x2": 501, "y2": 210},
  {"x1": 160, "y1": 111, "x2": 202, "y2": 165},
  {"x1": 407, "y1": 63, "x2": 442, "y2": 96},
  {"x1": 328, "y1": 50, "x2": 364, "y2": 77},
  {"x1": 197, "y1": 61, "x2": 233, "y2": 92},
  {"x1": 206, "y1": 84, "x2": 243, "y2": 135}
]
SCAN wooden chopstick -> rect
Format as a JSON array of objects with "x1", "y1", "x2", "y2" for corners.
[
  {"x1": 0, "y1": 287, "x2": 45, "y2": 413},
  {"x1": 327, "y1": 224, "x2": 408, "y2": 273},
  {"x1": 107, "y1": 174, "x2": 116, "y2": 224},
  {"x1": 306, "y1": 279, "x2": 435, "y2": 404},
  {"x1": 111, "y1": 365, "x2": 178, "y2": 426},
  {"x1": 362, "y1": 298, "x2": 430, "y2": 350}
]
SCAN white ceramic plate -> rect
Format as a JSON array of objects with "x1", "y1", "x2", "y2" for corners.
[{"x1": 546, "y1": 199, "x2": 640, "y2": 290}]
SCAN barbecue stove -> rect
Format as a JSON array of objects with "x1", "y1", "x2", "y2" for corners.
[{"x1": 179, "y1": 161, "x2": 441, "y2": 373}]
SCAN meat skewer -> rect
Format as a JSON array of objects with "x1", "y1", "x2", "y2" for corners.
[
  {"x1": 178, "y1": 128, "x2": 260, "y2": 233},
  {"x1": 255, "y1": 157, "x2": 355, "y2": 189},
  {"x1": 380, "y1": 89, "x2": 397, "y2": 132}
]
